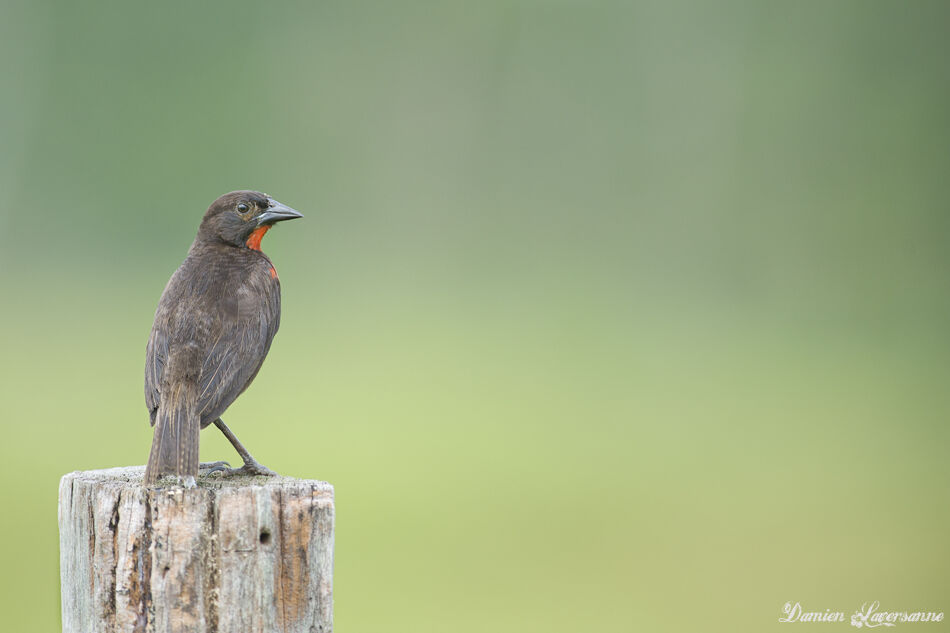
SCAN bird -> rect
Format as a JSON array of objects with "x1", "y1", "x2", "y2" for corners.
[{"x1": 143, "y1": 190, "x2": 303, "y2": 486}]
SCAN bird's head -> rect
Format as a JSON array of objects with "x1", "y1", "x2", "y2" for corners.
[{"x1": 197, "y1": 190, "x2": 303, "y2": 250}]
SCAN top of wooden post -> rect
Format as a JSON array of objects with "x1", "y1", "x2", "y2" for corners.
[{"x1": 60, "y1": 465, "x2": 333, "y2": 492}]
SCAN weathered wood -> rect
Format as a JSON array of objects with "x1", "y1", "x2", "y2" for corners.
[{"x1": 59, "y1": 466, "x2": 334, "y2": 633}]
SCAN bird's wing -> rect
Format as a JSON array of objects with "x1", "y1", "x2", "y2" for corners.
[
  {"x1": 144, "y1": 252, "x2": 281, "y2": 428},
  {"x1": 194, "y1": 283, "x2": 281, "y2": 425},
  {"x1": 144, "y1": 327, "x2": 168, "y2": 424}
]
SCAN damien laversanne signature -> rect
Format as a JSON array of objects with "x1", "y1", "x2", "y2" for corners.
[{"x1": 780, "y1": 601, "x2": 945, "y2": 627}]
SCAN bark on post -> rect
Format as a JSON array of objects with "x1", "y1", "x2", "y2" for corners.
[{"x1": 58, "y1": 466, "x2": 334, "y2": 633}]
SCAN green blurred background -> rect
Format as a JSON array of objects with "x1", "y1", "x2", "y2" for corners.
[{"x1": 2, "y1": 1, "x2": 948, "y2": 631}]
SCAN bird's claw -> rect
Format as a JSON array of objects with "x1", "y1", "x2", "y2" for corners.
[
  {"x1": 199, "y1": 461, "x2": 231, "y2": 475},
  {"x1": 222, "y1": 462, "x2": 278, "y2": 478}
]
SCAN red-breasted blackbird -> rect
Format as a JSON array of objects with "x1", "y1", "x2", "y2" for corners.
[{"x1": 143, "y1": 190, "x2": 302, "y2": 486}]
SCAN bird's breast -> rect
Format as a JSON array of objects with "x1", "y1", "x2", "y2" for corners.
[{"x1": 228, "y1": 261, "x2": 280, "y2": 321}]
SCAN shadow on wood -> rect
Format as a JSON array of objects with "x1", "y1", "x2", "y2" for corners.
[{"x1": 59, "y1": 466, "x2": 334, "y2": 633}]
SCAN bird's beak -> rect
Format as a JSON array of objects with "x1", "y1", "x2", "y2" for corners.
[{"x1": 256, "y1": 199, "x2": 304, "y2": 226}]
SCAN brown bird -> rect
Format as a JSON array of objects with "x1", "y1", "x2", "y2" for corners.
[{"x1": 143, "y1": 190, "x2": 303, "y2": 486}]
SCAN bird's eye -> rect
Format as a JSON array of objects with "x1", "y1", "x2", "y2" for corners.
[{"x1": 237, "y1": 203, "x2": 249, "y2": 213}]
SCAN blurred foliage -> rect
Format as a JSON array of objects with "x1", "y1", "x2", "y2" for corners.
[{"x1": 1, "y1": 1, "x2": 949, "y2": 631}]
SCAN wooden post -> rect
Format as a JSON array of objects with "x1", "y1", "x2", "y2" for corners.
[{"x1": 58, "y1": 466, "x2": 334, "y2": 633}]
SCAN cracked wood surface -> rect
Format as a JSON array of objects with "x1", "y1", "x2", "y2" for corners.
[{"x1": 59, "y1": 467, "x2": 334, "y2": 633}]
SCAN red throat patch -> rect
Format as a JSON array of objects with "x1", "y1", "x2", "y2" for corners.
[{"x1": 246, "y1": 225, "x2": 271, "y2": 251}]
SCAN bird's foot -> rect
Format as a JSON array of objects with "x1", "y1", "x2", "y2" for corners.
[
  {"x1": 217, "y1": 460, "x2": 278, "y2": 478},
  {"x1": 229, "y1": 461, "x2": 278, "y2": 477},
  {"x1": 199, "y1": 461, "x2": 231, "y2": 475}
]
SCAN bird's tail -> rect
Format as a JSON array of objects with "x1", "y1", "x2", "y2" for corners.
[{"x1": 144, "y1": 380, "x2": 200, "y2": 485}]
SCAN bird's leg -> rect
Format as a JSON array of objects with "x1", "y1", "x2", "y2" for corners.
[{"x1": 212, "y1": 417, "x2": 277, "y2": 476}]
